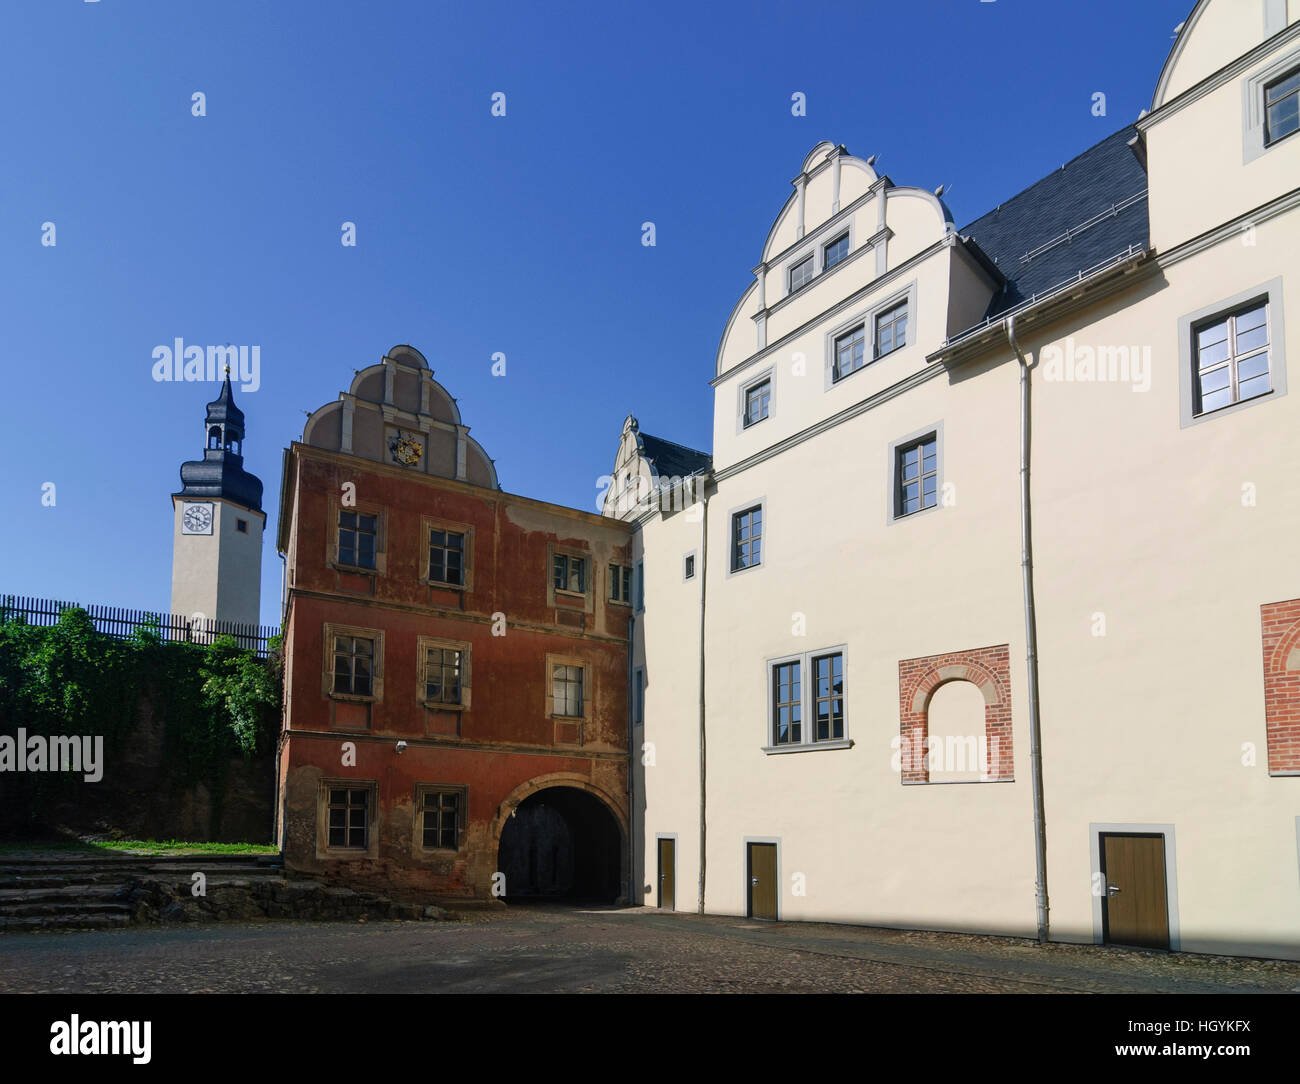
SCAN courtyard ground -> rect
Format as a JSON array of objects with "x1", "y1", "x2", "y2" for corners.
[{"x1": 2, "y1": 902, "x2": 1298, "y2": 994}]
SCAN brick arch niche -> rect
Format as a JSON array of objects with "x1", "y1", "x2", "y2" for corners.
[
  {"x1": 1261, "y1": 599, "x2": 1300, "y2": 775},
  {"x1": 898, "y1": 644, "x2": 1014, "y2": 783}
]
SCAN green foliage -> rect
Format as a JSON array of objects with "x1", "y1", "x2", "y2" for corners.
[{"x1": 0, "y1": 605, "x2": 281, "y2": 807}]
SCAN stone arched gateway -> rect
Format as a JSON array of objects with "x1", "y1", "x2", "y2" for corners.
[
  {"x1": 897, "y1": 644, "x2": 1014, "y2": 784},
  {"x1": 491, "y1": 774, "x2": 628, "y2": 903}
]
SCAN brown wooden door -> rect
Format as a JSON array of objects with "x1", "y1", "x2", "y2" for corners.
[
  {"x1": 1102, "y1": 833, "x2": 1169, "y2": 950},
  {"x1": 657, "y1": 838, "x2": 675, "y2": 909},
  {"x1": 747, "y1": 842, "x2": 778, "y2": 920}
]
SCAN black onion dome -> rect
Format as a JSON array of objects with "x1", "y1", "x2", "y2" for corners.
[{"x1": 175, "y1": 374, "x2": 263, "y2": 512}]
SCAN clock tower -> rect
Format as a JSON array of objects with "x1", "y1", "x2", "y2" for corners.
[{"x1": 170, "y1": 370, "x2": 265, "y2": 630}]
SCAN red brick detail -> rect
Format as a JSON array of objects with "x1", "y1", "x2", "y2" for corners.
[
  {"x1": 1261, "y1": 598, "x2": 1300, "y2": 775},
  {"x1": 898, "y1": 644, "x2": 1014, "y2": 784}
]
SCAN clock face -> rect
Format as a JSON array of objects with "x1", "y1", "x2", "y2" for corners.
[{"x1": 182, "y1": 502, "x2": 214, "y2": 535}]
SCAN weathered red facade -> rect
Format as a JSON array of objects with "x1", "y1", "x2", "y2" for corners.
[{"x1": 276, "y1": 348, "x2": 633, "y2": 901}]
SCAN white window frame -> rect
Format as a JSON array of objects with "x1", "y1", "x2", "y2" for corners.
[
  {"x1": 1178, "y1": 278, "x2": 1287, "y2": 427},
  {"x1": 762, "y1": 645, "x2": 851, "y2": 755},
  {"x1": 1243, "y1": 43, "x2": 1300, "y2": 163},
  {"x1": 725, "y1": 499, "x2": 767, "y2": 578},
  {"x1": 737, "y1": 366, "x2": 775, "y2": 433},
  {"x1": 887, "y1": 422, "x2": 944, "y2": 524}
]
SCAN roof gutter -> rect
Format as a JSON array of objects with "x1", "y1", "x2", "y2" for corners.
[{"x1": 1005, "y1": 313, "x2": 1050, "y2": 945}]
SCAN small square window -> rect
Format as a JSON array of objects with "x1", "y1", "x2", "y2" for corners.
[
  {"x1": 1265, "y1": 68, "x2": 1300, "y2": 146},
  {"x1": 684, "y1": 554, "x2": 696, "y2": 580},
  {"x1": 896, "y1": 436, "x2": 938, "y2": 517},
  {"x1": 789, "y1": 255, "x2": 814, "y2": 293},
  {"x1": 1193, "y1": 301, "x2": 1272, "y2": 415},
  {"x1": 743, "y1": 379, "x2": 771, "y2": 427},
  {"x1": 875, "y1": 301, "x2": 909, "y2": 359},
  {"x1": 823, "y1": 233, "x2": 849, "y2": 271},
  {"x1": 731, "y1": 506, "x2": 763, "y2": 572},
  {"x1": 236, "y1": 518, "x2": 248, "y2": 534},
  {"x1": 552, "y1": 553, "x2": 586, "y2": 594}
]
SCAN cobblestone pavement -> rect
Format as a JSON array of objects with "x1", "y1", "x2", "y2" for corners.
[{"x1": 2, "y1": 903, "x2": 1298, "y2": 994}]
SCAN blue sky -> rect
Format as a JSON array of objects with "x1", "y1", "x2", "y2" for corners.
[{"x1": 0, "y1": 0, "x2": 1192, "y2": 627}]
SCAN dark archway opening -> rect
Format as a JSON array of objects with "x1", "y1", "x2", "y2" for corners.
[{"x1": 497, "y1": 787, "x2": 620, "y2": 903}]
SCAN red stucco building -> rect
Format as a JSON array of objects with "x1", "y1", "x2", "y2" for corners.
[{"x1": 275, "y1": 345, "x2": 633, "y2": 901}]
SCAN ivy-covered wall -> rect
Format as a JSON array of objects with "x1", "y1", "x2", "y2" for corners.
[{"x1": 0, "y1": 607, "x2": 281, "y2": 843}]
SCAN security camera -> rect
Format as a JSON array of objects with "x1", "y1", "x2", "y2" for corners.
[{"x1": 395, "y1": 741, "x2": 408, "y2": 754}]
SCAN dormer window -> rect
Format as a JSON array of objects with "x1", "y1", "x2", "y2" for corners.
[
  {"x1": 789, "y1": 255, "x2": 814, "y2": 294},
  {"x1": 823, "y1": 233, "x2": 850, "y2": 271}
]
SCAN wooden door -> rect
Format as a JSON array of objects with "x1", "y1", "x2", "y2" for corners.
[
  {"x1": 747, "y1": 842, "x2": 778, "y2": 920},
  {"x1": 1101, "y1": 833, "x2": 1170, "y2": 950},
  {"x1": 657, "y1": 838, "x2": 675, "y2": 910}
]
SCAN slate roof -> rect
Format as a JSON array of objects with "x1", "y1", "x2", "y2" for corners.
[
  {"x1": 958, "y1": 124, "x2": 1149, "y2": 326},
  {"x1": 639, "y1": 432, "x2": 713, "y2": 479}
]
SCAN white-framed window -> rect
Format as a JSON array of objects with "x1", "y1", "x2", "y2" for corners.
[
  {"x1": 824, "y1": 282, "x2": 917, "y2": 389},
  {"x1": 833, "y1": 324, "x2": 867, "y2": 381},
  {"x1": 874, "y1": 300, "x2": 909, "y2": 359},
  {"x1": 887, "y1": 423, "x2": 943, "y2": 524},
  {"x1": 1243, "y1": 46, "x2": 1300, "y2": 162},
  {"x1": 1192, "y1": 299, "x2": 1272, "y2": 415},
  {"x1": 764, "y1": 647, "x2": 849, "y2": 753},
  {"x1": 789, "y1": 254, "x2": 814, "y2": 293},
  {"x1": 1264, "y1": 67, "x2": 1299, "y2": 147},
  {"x1": 552, "y1": 551, "x2": 587, "y2": 595},
  {"x1": 549, "y1": 660, "x2": 585, "y2": 717},
  {"x1": 896, "y1": 434, "x2": 938, "y2": 516},
  {"x1": 1177, "y1": 279, "x2": 1287, "y2": 427},
  {"x1": 731, "y1": 505, "x2": 763, "y2": 572},
  {"x1": 823, "y1": 231, "x2": 850, "y2": 271},
  {"x1": 744, "y1": 378, "x2": 771, "y2": 427}
]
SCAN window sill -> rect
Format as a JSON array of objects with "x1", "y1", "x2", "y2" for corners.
[
  {"x1": 609, "y1": 598, "x2": 632, "y2": 607},
  {"x1": 331, "y1": 562, "x2": 380, "y2": 575},
  {"x1": 422, "y1": 700, "x2": 466, "y2": 712},
  {"x1": 421, "y1": 578, "x2": 467, "y2": 591},
  {"x1": 901, "y1": 777, "x2": 1014, "y2": 785},
  {"x1": 328, "y1": 692, "x2": 377, "y2": 704},
  {"x1": 554, "y1": 589, "x2": 587, "y2": 601},
  {"x1": 549, "y1": 713, "x2": 586, "y2": 721},
  {"x1": 762, "y1": 739, "x2": 853, "y2": 755}
]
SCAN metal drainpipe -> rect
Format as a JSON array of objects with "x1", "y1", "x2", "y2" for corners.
[
  {"x1": 697, "y1": 488, "x2": 709, "y2": 915},
  {"x1": 1005, "y1": 314, "x2": 1050, "y2": 944}
]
